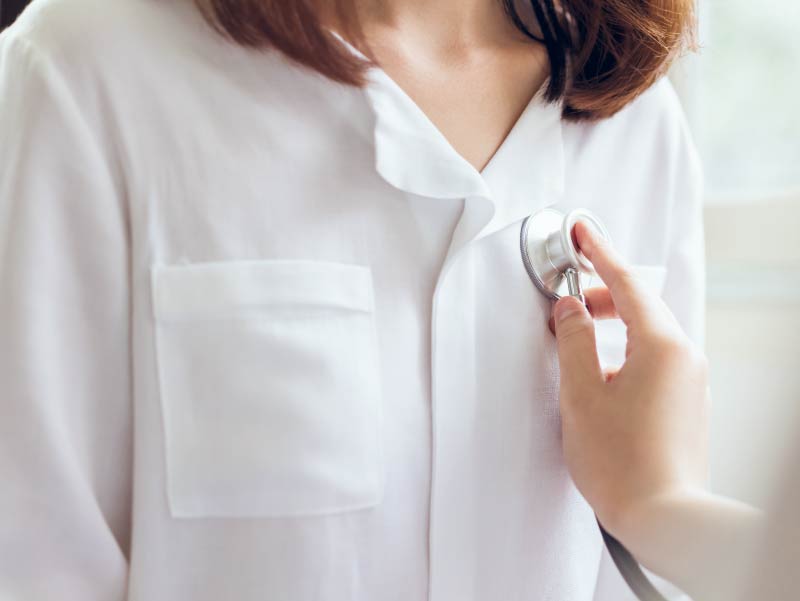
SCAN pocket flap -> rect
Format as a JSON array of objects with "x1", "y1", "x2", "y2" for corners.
[{"x1": 152, "y1": 260, "x2": 374, "y2": 321}]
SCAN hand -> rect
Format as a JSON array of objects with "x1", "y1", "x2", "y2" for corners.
[
  {"x1": 551, "y1": 222, "x2": 763, "y2": 600},
  {"x1": 552, "y1": 220, "x2": 711, "y2": 543}
]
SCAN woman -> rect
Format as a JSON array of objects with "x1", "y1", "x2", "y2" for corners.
[{"x1": 0, "y1": 0, "x2": 702, "y2": 599}]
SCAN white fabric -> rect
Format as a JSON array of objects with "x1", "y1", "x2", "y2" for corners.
[
  {"x1": 152, "y1": 260, "x2": 384, "y2": 518},
  {"x1": 0, "y1": 0, "x2": 704, "y2": 600}
]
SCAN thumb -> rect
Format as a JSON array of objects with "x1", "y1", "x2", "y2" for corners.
[{"x1": 553, "y1": 297, "x2": 603, "y2": 387}]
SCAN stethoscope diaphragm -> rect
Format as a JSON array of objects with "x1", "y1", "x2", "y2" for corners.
[{"x1": 520, "y1": 208, "x2": 610, "y2": 302}]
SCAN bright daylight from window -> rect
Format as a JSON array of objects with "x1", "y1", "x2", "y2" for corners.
[{"x1": 697, "y1": 0, "x2": 800, "y2": 199}]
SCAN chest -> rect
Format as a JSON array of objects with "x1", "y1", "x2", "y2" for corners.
[
  {"x1": 367, "y1": 42, "x2": 550, "y2": 172},
  {"x1": 124, "y1": 75, "x2": 672, "y2": 596}
]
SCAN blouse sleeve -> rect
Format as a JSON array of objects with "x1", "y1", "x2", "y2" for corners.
[
  {"x1": 0, "y1": 29, "x2": 131, "y2": 600},
  {"x1": 660, "y1": 108, "x2": 706, "y2": 348}
]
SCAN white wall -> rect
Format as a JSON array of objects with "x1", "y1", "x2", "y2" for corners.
[{"x1": 704, "y1": 199, "x2": 800, "y2": 508}]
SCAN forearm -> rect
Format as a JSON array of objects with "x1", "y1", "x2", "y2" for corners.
[{"x1": 612, "y1": 490, "x2": 763, "y2": 601}]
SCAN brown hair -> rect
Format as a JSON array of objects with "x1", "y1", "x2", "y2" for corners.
[{"x1": 194, "y1": 0, "x2": 696, "y2": 121}]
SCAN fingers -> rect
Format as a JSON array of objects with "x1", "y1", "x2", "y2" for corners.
[
  {"x1": 549, "y1": 287, "x2": 618, "y2": 335},
  {"x1": 573, "y1": 221, "x2": 655, "y2": 328},
  {"x1": 584, "y1": 287, "x2": 617, "y2": 320},
  {"x1": 553, "y1": 296, "x2": 603, "y2": 387}
]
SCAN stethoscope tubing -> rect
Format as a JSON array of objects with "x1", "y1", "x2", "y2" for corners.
[{"x1": 599, "y1": 521, "x2": 669, "y2": 601}]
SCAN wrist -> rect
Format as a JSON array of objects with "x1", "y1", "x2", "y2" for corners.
[
  {"x1": 603, "y1": 486, "x2": 711, "y2": 552},
  {"x1": 601, "y1": 488, "x2": 764, "y2": 601}
]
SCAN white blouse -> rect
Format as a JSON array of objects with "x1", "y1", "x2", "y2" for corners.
[{"x1": 0, "y1": 0, "x2": 704, "y2": 600}]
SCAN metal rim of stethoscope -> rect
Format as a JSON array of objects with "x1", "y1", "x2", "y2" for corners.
[
  {"x1": 520, "y1": 208, "x2": 610, "y2": 301},
  {"x1": 520, "y1": 209, "x2": 669, "y2": 601},
  {"x1": 519, "y1": 212, "x2": 554, "y2": 298}
]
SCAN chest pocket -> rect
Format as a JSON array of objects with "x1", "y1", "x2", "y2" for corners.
[
  {"x1": 593, "y1": 264, "x2": 668, "y2": 368},
  {"x1": 151, "y1": 259, "x2": 384, "y2": 518}
]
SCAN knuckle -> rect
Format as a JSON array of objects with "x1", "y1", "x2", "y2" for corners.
[
  {"x1": 617, "y1": 271, "x2": 643, "y2": 292},
  {"x1": 650, "y1": 332, "x2": 708, "y2": 377},
  {"x1": 608, "y1": 270, "x2": 642, "y2": 297},
  {"x1": 556, "y1": 318, "x2": 591, "y2": 343},
  {"x1": 649, "y1": 330, "x2": 687, "y2": 358}
]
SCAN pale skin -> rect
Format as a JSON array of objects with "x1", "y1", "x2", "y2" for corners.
[
  {"x1": 327, "y1": 0, "x2": 550, "y2": 172},
  {"x1": 554, "y1": 222, "x2": 763, "y2": 600},
  {"x1": 329, "y1": 0, "x2": 763, "y2": 596}
]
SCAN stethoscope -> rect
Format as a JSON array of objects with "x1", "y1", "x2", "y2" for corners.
[{"x1": 520, "y1": 208, "x2": 669, "y2": 601}]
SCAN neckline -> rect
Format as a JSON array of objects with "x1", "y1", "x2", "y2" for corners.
[
  {"x1": 330, "y1": 28, "x2": 553, "y2": 177},
  {"x1": 328, "y1": 27, "x2": 566, "y2": 244},
  {"x1": 373, "y1": 64, "x2": 552, "y2": 180}
]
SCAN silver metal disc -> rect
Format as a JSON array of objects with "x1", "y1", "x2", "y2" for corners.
[{"x1": 520, "y1": 209, "x2": 594, "y2": 301}]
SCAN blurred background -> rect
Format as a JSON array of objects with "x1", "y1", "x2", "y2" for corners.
[
  {"x1": 671, "y1": 0, "x2": 800, "y2": 510},
  {"x1": 2, "y1": 0, "x2": 798, "y2": 509}
]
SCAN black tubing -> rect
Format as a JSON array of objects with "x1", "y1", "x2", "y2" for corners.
[{"x1": 599, "y1": 519, "x2": 669, "y2": 601}]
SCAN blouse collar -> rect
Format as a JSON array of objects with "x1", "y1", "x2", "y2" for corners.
[{"x1": 331, "y1": 31, "x2": 566, "y2": 241}]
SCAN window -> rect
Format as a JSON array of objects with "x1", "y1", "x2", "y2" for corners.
[
  {"x1": 697, "y1": 0, "x2": 800, "y2": 201},
  {"x1": 672, "y1": 0, "x2": 800, "y2": 509}
]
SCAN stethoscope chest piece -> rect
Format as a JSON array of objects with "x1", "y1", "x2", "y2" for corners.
[{"x1": 520, "y1": 208, "x2": 610, "y2": 302}]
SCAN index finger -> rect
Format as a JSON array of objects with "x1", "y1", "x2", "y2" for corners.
[{"x1": 573, "y1": 220, "x2": 658, "y2": 328}]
